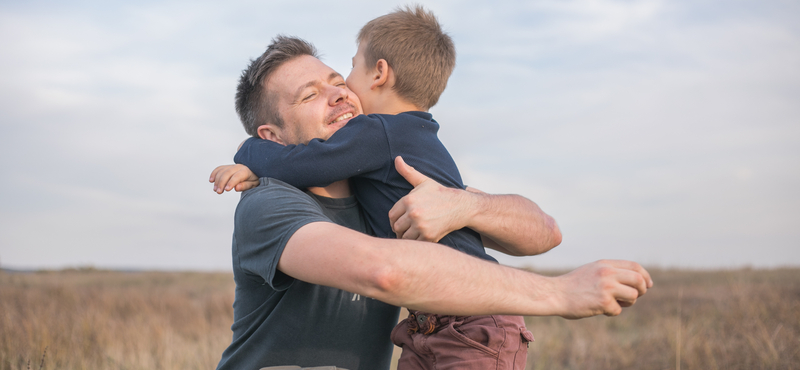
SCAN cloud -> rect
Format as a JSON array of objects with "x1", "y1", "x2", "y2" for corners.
[
  {"x1": 0, "y1": 0, "x2": 798, "y2": 270},
  {"x1": 432, "y1": 0, "x2": 800, "y2": 268}
]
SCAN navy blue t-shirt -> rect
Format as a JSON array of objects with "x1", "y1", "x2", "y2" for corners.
[
  {"x1": 216, "y1": 178, "x2": 399, "y2": 370},
  {"x1": 235, "y1": 112, "x2": 495, "y2": 262}
]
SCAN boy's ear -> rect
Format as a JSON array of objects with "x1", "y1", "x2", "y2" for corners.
[
  {"x1": 370, "y1": 59, "x2": 391, "y2": 90},
  {"x1": 256, "y1": 124, "x2": 285, "y2": 145}
]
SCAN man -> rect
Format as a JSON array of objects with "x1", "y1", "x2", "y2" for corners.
[{"x1": 211, "y1": 36, "x2": 652, "y2": 370}]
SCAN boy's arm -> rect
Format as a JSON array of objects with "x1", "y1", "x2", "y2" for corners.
[
  {"x1": 388, "y1": 157, "x2": 562, "y2": 256},
  {"x1": 234, "y1": 117, "x2": 390, "y2": 188}
]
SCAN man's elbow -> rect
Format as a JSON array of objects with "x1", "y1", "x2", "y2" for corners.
[
  {"x1": 367, "y1": 262, "x2": 407, "y2": 298},
  {"x1": 537, "y1": 218, "x2": 562, "y2": 254},
  {"x1": 549, "y1": 221, "x2": 562, "y2": 249},
  {"x1": 357, "y1": 250, "x2": 409, "y2": 302},
  {"x1": 521, "y1": 218, "x2": 562, "y2": 256}
]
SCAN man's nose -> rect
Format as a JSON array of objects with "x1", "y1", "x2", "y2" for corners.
[{"x1": 328, "y1": 85, "x2": 348, "y2": 105}]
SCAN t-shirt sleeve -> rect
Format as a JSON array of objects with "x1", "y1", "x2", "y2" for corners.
[
  {"x1": 233, "y1": 115, "x2": 392, "y2": 188},
  {"x1": 232, "y1": 179, "x2": 332, "y2": 290}
]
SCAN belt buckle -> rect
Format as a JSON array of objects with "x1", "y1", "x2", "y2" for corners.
[{"x1": 409, "y1": 312, "x2": 437, "y2": 335}]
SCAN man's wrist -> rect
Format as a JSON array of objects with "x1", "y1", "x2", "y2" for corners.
[
  {"x1": 515, "y1": 269, "x2": 565, "y2": 317},
  {"x1": 462, "y1": 190, "x2": 495, "y2": 231},
  {"x1": 454, "y1": 187, "x2": 482, "y2": 230}
]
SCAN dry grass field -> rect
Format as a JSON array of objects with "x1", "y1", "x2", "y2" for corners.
[
  {"x1": 1, "y1": 267, "x2": 798, "y2": 370},
  {"x1": 524, "y1": 268, "x2": 800, "y2": 370},
  {"x1": 0, "y1": 269, "x2": 234, "y2": 370}
]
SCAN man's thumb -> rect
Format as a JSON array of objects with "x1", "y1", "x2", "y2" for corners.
[{"x1": 395, "y1": 156, "x2": 427, "y2": 187}]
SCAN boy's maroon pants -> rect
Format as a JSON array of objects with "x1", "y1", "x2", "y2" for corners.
[{"x1": 391, "y1": 312, "x2": 534, "y2": 370}]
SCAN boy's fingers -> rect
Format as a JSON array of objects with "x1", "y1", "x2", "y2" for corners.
[
  {"x1": 210, "y1": 166, "x2": 225, "y2": 182},
  {"x1": 234, "y1": 179, "x2": 260, "y2": 192},
  {"x1": 214, "y1": 168, "x2": 236, "y2": 194},
  {"x1": 394, "y1": 156, "x2": 428, "y2": 187},
  {"x1": 226, "y1": 169, "x2": 249, "y2": 191},
  {"x1": 211, "y1": 165, "x2": 239, "y2": 192},
  {"x1": 226, "y1": 171, "x2": 243, "y2": 191}
]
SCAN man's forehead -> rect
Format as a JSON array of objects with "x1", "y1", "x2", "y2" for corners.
[
  {"x1": 271, "y1": 56, "x2": 342, "y2": 95},
  {"x1": 293, "y1": 71, "x2": 344, "y2": 96}
]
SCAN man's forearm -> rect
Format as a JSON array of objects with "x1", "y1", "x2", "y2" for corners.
[
  {"x1": 279, "y1": 222, "x2": 650, "y2": 317},
  {"x1": 375, "y1": 238, "x2": 563, "y2": 315},
  {"x1": 463, "y1": 189, "x2": 562, "y2": 256},
  {"x1": 282, "y1": 222, "x2": 557, "y2": 315}
]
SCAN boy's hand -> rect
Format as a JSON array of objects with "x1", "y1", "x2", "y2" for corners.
[
  {"x1": 389, "y1": 156, "x2": 471, "y2": 241},
  {"x1": 209, "y1": 164, "x2": 259, "y2": 194}
]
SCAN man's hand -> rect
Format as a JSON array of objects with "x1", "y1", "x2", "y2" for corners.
[
  {"x1": 389, "y1": 156, "x2": 561, "y2": 256},
  {"x1": 552, "y1": 260, "x2": 654, "y2": 319},
  {"x1": 389, "y1": 156, "x2": 471, "y2": 241},
  {"x1": 209, "y1": 164, "x2": 259, "y2": 194}
]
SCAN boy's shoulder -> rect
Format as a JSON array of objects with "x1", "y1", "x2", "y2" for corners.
[
  {"x1": 335, "y1": 111, "x2": 441, "y2": 144},
  {"x1": 355, "y1": 111, "x2": 438, "y2": 128}
]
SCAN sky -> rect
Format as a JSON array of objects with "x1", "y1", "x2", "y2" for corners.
[{"x1": 0, "y1": 0, "x2": 798, "y2": 271}]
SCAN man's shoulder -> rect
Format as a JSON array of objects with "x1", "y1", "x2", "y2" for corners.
[
  {"x1": 233, "y1": 177, "x2": 333, "y2": 243},
  {"x1": 243, "y1": 177, "x2": 307, "y2": 196},
  {"x1": 237, "y1": 178, "x2": 320, "y2": 214}
]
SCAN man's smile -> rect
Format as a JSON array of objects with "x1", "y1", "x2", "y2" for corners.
[{"x1": 330, "y1": 112, "x2": 354, "y2": 124}]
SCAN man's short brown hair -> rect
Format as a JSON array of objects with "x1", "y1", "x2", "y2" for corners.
[
  {"x1": 236, "y1": 36, "x2": 318, "y2": 136},
  {"x1": 357, "y1": 5, "x2": 456, "y2": 110}
]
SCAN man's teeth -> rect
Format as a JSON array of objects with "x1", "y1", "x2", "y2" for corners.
[{"x1": 331, "y1": 113, "x2": 353, "y2": 124}]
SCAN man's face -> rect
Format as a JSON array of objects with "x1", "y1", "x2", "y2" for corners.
[{"x1": 266, "y1": 55, "x2": 363, "y2": 145}]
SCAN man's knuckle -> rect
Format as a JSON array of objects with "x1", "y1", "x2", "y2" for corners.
[
  {"x1": 634, "y1": 274, "x2": 645, "y2": 288},
  {"x1": 599, "y1": 266, "x2": 616, "y2": 278}
]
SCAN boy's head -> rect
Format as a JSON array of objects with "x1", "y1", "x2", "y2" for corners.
[{"x1": 349, "y1": 5, "x2": 455, "y2": 112}]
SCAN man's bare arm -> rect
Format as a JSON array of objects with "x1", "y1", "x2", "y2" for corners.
[
  {"x1": 388, "y1": 156, "x2": 562, "y2": 256},
  {"x1": 280, "y1": 221, "x2": 652, "y2": 317}
]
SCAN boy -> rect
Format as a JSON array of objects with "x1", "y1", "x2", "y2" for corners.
[{"x1": 233, "y1": 6, "x2": 540, "y2": 369}]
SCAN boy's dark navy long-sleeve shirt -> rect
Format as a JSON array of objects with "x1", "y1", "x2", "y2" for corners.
[{"x1": 234, "y1": 111, "x2": 495, "y2": 262}]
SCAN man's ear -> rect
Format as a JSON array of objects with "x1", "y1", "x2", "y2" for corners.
[
  {"x1": 370, "y1": 59, "x2": 391, "y2": 90},
  {"x1": 256, "y1": 124, "x2": 284, "y2": 145}
]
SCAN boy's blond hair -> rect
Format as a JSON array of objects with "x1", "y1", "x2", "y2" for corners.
[{"x1": 357, "y1": 5, "x2": 455, "y2": 110}]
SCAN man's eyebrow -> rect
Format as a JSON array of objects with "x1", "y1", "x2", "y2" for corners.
[
  {"x1": 328, "y1": 72, "x2": 344, "y2": 82},
  {"x1": 293, "y1": 80, "x2": 319, "y2": 101},
  {"x1": 292, "y1": 72, "x2": 345, "y2": 101}
]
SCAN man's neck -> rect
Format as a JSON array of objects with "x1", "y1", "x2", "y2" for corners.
[{"x1": 307, "y1": 179, "x2": 352, "y2": 198}]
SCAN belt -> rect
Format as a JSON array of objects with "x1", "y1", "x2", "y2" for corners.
[{"x1": 406, "y1": 311, "x2": 469, "y2": 335}]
